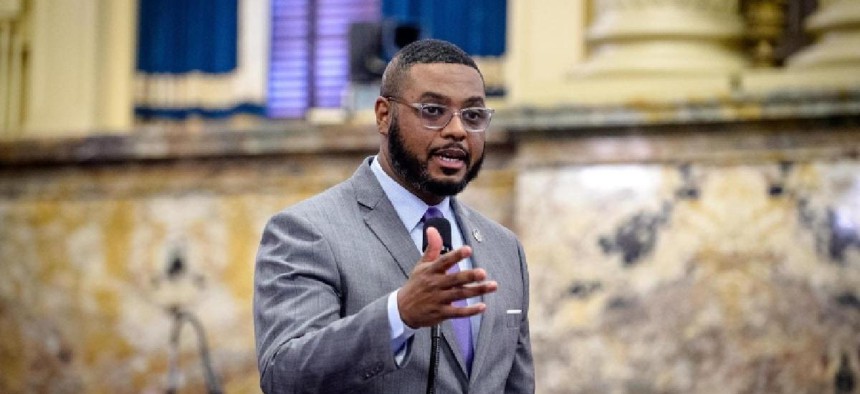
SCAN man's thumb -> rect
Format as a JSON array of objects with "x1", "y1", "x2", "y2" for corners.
[{"x1": 422, "y1": 226, "x2": 442, "y2": 261}]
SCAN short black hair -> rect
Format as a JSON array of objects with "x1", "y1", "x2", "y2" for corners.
[{"x1": 380, "y1": 39, "x2": 483, "y2": 98}]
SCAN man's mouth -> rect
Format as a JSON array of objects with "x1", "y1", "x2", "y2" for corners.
[{"x1": 431, "y1": 147, "x2": 468, "y2": 171}]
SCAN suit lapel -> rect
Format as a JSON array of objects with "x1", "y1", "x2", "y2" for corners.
[
  {"x1": 450, "y1": 200, "x2": 497, "y2": 381},
  {"x1": 352, "y1": 159, "x2": 420, "y2": 278},
  {"x1": 439, "y1": 319, "x2": 467, "y2": 377}
]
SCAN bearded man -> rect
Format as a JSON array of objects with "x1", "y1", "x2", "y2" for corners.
[{"x1": 254, "y1": 39, "x2": 534, "y2": 394}]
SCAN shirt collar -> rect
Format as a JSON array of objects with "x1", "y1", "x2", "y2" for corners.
[{"x1": 370, "y1": 155, "x2": 452, "y2": 231}]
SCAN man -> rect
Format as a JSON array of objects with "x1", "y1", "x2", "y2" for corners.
[{"x1": 254, "y1": 39, "x2": 534, "y2": 394}]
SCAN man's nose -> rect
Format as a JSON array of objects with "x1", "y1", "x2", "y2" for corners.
[{"x1": 440, "y1": 112, "x2": 468, "y2": 139}]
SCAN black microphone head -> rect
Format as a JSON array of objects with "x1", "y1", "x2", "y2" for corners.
[{"x1": 422, "y1": 217, "x2": 452, "y2": 253}]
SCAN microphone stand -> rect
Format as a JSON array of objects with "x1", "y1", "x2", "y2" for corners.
[
  {"x1": 426, "y1": 324, "x2": 440, "y2": 394},
  {"x1": 166, "y1": 307, "x2": 223, "y2": 394},
  {"x1": 426, "y1": 247, "x2": 450, "y2": 394},
  {"x1": 422, "y1": 218, "x2": 451, "y2": 394}
]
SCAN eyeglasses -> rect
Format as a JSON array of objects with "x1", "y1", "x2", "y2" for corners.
[{"x1": 386, "y1": 96, "x2": 495, "y2": 133}]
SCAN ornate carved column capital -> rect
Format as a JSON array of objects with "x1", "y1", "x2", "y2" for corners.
[
  {"x1": 742, "y1": 0, "x2": 787, "y2": 68},
  {"x1": 787, "y1": 0, "x2": 860, "y2": 69}
]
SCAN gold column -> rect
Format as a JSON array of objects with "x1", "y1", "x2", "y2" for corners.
[
  {"x1": 577, "y1": 0, "x2": 747, "y2": 76},
  {"x1": 552, "y1": 0, "x2": 748, "y2": 105}
]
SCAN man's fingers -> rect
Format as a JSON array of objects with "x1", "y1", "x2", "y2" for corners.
[
  {"x1": 430, "y1": 246, "x2": 472, "y2": 273},
  {"x1": 441, "y1": 302, "x2": 488, "y2": 318},
  {"x1": 441, "y1": 280, "x2": 497, "y2": 304},
  {"x1": 448, "y1": 268, "x2": 489, "y2": 287},
  {"x1": 434, "y1": 267, "x2": 488, "y2": 289}
]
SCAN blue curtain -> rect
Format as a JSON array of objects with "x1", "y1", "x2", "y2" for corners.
[
  {"x1": 137, "y1": 0, "x2": 238, "y2": 73},
  {"x1": 136, "y1": 0, "x2": 267, "y2": 121},
  {"x1": 381, "y1": 0, "x2": 506, "y2": 57}
]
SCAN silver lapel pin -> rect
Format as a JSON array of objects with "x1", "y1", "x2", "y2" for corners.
[{"x1": 472, "y1": 229, "x2": 483, "y2": 243}]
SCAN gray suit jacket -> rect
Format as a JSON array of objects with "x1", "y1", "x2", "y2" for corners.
[{"x1": 254, "y1": 158, "x2": 534, "y2": 394}]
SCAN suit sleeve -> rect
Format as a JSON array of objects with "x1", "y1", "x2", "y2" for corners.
[
  {"x1": 253, "y1": 210, "x2": 400, "y2": 394},
  {"x1": 504, "y1": 240, "x2": 536, "y2": 393}
]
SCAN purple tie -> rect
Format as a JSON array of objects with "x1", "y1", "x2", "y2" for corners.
[{"x1": 423, "y1": 207, "x2": 474, "y2": 373}]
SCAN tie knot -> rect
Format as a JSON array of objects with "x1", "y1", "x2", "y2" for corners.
[{"x1": 423, "y1": 207, "x2": 444, "y2": 222}]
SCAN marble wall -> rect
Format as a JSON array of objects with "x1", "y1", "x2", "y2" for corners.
[
  {"x1": 1, "y1": 118, "x2": 859, "y2": 393},
  {"x1": 0, "y1": 156, "x2": 359, "y2": 392},
  {"x1": 521, "y1": 161, "x2": 860, "y2": 393}
]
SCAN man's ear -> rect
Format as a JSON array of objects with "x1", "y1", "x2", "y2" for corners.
[{"x1": 374, "y1": 97, "x2": 391, "y2": 136}]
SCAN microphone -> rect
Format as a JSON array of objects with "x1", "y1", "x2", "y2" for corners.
[
  {"x1": 422, "y1": 217, "x2": 452, "y2": 253},
  {"x1": 421, "y1": 217, "x2": 450, "y2": 394}
]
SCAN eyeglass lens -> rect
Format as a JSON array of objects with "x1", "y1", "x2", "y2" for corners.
[{"x1": 419, "y1": 104, "x2": 492, "y2": 132}]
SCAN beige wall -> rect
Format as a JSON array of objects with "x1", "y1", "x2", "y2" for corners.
[
  {"x1": 505, "y1": 0, "x2": 589, "y2": 106},
  {"x1": 25, "y1": 0, "x2": 135, "y2": 135}
]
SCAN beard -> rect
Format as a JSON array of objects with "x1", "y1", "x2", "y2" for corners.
[{"x1": 388, "y1": 115, "x2": 484, "y2": 197}]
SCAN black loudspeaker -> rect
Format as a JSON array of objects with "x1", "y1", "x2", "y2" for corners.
[
  {"x1": 348, "y1": 22, "x2": 383, "y2": 83},
  {"x1": 348, "y1": 20, "x2": 421, "y2": 83},
  {"x1": 382, "y1": 20, "x2": 420, "y2": 60}
]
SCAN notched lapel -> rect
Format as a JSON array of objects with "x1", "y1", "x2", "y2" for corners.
[
  {"x1": 441, "y1": 320, "x2": 470, "y2": 377},
  {"x1": 364, "y1": 206, "x2": 420, "y2": 278},
  {"x1": 353, "y1": 160, "x2": 420, "y2": 278}
]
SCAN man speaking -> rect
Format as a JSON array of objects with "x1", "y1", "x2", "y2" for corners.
[{"x1": 253, "y1": 39, "x2": 534, "y2": 394}]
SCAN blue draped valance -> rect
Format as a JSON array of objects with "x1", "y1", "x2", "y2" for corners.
[
  {"x1": 137, "y1": 0, "x2": 238, "y2": 74},
  {"x1": 381, "y1": 0, "x2": 506, "y2": 57}
]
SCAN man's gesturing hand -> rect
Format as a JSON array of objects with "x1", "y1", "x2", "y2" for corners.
[{"x1": 397, "y1": 226, "x2": 498, "y2": 329}]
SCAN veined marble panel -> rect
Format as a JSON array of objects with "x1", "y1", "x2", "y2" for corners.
[
  {"x1": 0, "y1": 158, "x2": 361, "y2": 393},
  {"x1": 519, "y1": 161, "x2": 860, "y2": 393}
]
